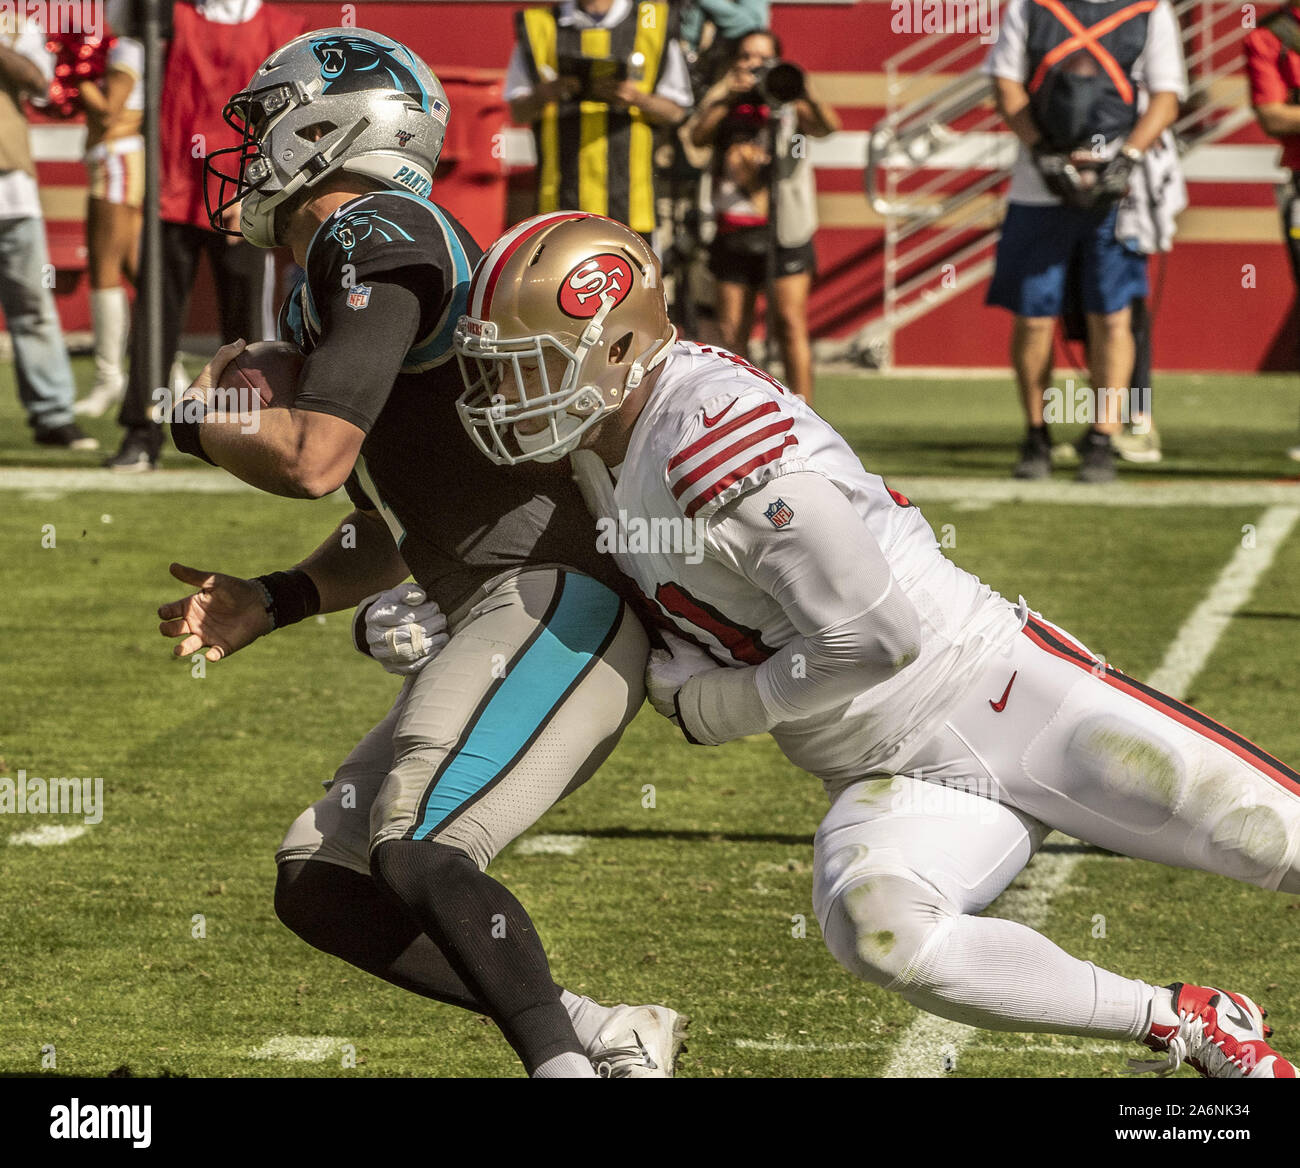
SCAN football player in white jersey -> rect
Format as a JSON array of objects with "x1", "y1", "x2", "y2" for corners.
[{"x1": 445, "y1": 211, "x2": 1300, "y2": 1078}]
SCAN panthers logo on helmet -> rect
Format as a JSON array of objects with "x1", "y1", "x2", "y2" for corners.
[
  {"x1": 558, "y1": 254, "x2": 635, "y2": 319},
  {"x1": 312, "y1": 35, "x2": 429, "y2": 111}
]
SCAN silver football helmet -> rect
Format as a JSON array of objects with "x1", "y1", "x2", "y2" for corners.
[{"x1": 205, "y1": 28, "x2": 449, "y2": 248}]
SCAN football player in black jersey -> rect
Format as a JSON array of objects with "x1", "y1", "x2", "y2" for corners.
[{"x1": 154, "y1": 28, "x2": 685, "y2": 1077}]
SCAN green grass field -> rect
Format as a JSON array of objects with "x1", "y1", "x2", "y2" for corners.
[{"x1": 2, "y1": 357, "x2": 1299, "y2": 1079}]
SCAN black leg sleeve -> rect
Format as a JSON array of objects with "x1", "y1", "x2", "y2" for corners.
[
  {"x1": 371, "y1": 839, "x2": 584, "y2": 1075},
  {"x1": 274, "y1": 858, "x2": 488, "y2": 1013}
]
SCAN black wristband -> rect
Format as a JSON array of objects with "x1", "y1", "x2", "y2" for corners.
[
  {"x1": 251, "y1": 569, "x2": 321, "y2": 631},
  {"x1": 170, "y1": 396, "x2": 217, "y2": 466},
  {"x1": 352, "y1": 596, "x2": 377, "y2": 657}
]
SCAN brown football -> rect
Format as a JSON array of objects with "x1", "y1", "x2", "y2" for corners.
[{"x1": 220, "y1": 340, "x2": 305, "y2": 408}]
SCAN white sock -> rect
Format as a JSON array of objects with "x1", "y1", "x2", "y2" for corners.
[
  {"x1": 560, "y1": 989, "x2": 614, "y2": 1050},
  {"x1": 90, "y1": 287, "x2": 127, "y2": 396},
  {"x1": 901, "y1": 915, "x2": 1157, "y2": 1040},
  {"x1": 532, "y1": 1051, "x2": 597, "y2": 1078}
]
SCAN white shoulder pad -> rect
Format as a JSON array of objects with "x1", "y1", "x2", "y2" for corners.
[{"x1": 664, "y1": 386, "x2": 805, "y2": 521}]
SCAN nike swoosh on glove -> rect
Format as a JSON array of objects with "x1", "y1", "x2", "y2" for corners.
[
  {"x1": 353, "y1": 584, "x2": 450, "y2": 676},
  {"x1": 645, "y1": 630, "x2": 725, "y2": 743}
]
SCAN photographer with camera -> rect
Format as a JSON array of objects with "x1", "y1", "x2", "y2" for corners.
[
  {"x1": 507, "y1": 0, "x2": 694, "y2": 242},
  {"x1": 687, "y1": 30, "x2": 838, "y2": 403},
  {"x1": 983, "y1": 0, "x2": 1185, "y2": 483}
]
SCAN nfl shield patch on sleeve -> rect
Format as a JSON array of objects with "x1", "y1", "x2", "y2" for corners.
[
  {"x1": 347, "y1": 284, "x2": 372, "y2": 311},
  {"x1": 764, "y1": 498, "x2": 794, "y2": 528}
]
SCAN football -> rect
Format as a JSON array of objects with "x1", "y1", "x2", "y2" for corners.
[{"x1": 219, "y1": 339, "x2": 304, "y2": 408}]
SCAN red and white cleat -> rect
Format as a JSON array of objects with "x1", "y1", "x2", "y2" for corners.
[{"x1": 1131, "y1": 983, "x2": 1296, "y2": 1078}]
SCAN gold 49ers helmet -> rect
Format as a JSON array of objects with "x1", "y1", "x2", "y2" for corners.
[{"x1": 455, "y1": 212, "x2": 677, "y2": 464}]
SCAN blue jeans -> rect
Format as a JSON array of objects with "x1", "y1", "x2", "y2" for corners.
[{"x1": 0, "y1": 215, "x2": 77, "y2": 430}]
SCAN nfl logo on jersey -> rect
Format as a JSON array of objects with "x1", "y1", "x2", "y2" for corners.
[
  {"x1": 347, "y1": 284, "x2": 372, "y2": 311},
  {"x1": 764, "y1": 498, "x2": 794, "y2": 528}
]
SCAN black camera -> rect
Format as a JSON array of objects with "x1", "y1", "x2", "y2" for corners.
[{"x1": 748, "y1": 60, "x2": 806, "y2": 105}]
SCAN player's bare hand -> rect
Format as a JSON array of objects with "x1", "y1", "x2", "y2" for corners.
[
  {"x1": 186, "y1": 340, "x2": 247, "y2": 399},
  {"x1": 157, "y1": 562, "x2": 271, "y2": 662}
]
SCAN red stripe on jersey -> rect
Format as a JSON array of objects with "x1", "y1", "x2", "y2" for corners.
[
  {"x1": 655, "y1": 581, "x2": 776, "y2": 665},
  {"x1": 683, "y1": 436, "x2": 799, "y2": 518},
  {"x1": 476, "y1": 212, "x2": 588, "y2": 318},
  {"x1": 670, "y1": 419, "x2": 796, "y2": 500},
  {"x1": 667, "y1": 402, "x2": 782, "y2": 472},
  {"x1": 1022, "y1": 618, "x2": 1300, "y2": 797}
]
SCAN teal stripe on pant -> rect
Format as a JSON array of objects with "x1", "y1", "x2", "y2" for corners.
[{"x1": 412, "y1": 573, "x2": 623, "y2": 840}]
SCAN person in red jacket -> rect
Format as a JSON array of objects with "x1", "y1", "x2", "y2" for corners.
[
  {"x1": 1244, "y1": 4, "x2": 1300, "y2": 458},
  {"x1": 106, "y1": 0, "x2": 307, "y2": 472}
]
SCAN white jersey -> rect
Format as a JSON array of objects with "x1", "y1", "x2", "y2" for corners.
[{"x1": 603, "y1": 341, "x2": 1025, "y2": 788}]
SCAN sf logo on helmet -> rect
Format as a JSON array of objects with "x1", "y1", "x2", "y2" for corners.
[
  {"x1": 311, "y1": 36, "x2": 428, "y2": 110},
  {"x1": 558, "y1": 254, "x2": 634, "y2": 319}
]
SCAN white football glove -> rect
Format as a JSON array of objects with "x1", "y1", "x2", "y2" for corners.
[
  {"x1": 645, "y1": 631, "x2": 723, "y2": 735},
  {"x1": 353, "y1": 584, "x2": 449, "y2": 676}
]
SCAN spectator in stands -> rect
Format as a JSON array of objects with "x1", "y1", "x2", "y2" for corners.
[
  {"x1": 105, "y1": 0, "x2": 305, "y2": 472},
  {"x1": 984, "y1": 0, "x2": 1185, "y2": 483},
  {"x1": 1244, "y1": 3, "x2": 1300, "y2": 459},
  {"x1": 687, "y1": 29, "x2": 838, "y2": 403},
  {"x1": 74, "y1": 23, "x2": 145, "y2": 418},
  {"x1": 0, "y1": 17, "x2": 97, "y2": 450},
  {"x1": 506, "y1": 0, "x2": 694, "y2": 245}
]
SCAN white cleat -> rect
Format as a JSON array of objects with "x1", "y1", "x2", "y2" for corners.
[{"x1": 588, "y1": 1004, "x2": 688, "y2": 1078}]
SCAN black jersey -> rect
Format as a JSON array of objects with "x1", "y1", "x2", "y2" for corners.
[{"x1": 277, "y1": 189, "x2": 622, "y2": 613}]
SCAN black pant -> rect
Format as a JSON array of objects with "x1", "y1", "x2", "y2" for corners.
[
  {"x1": 117, "y1": 221, "x2": 268, "y2": 455},
  {"x1": 1284, "y1": 173, "x2": 1300, "y2": 291}
]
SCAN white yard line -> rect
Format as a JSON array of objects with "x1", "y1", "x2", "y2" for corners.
[
  {"x1": 881, "y1": 506, "x2": 1299, "y2": 1078},
  {"x1": 247, "y1": 1035, "x2": 351, "y2": 1062},
  {"x1": 513, "y1": 833, "x2": 589, "y2": 856},
  {"x1": 1145, "y1": 507, "x2": 1300, "y2": 699},
  {"x1": 737, "y1": 1037, "x2": 1130, "y2": 1057},
  {"x1": 890, "y1": 478, "x2": 1300, "y2": 508},
  {"x1": 1, "y1": 469, "x2": 1298, "y2": 507},
  {"x1": 7, "y1": 824, "x2": 88, "y2": 847}
]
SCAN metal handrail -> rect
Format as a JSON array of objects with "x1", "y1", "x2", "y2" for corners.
[{"x1": 859, "y1": 1, "x2": 1253, "y2": 369}]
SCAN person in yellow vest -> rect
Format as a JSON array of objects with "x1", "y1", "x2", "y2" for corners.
[
  {"x1": 0, "y1": 15, "x2": 97, "y2": 450},
  {"x1": 506, "y1": 0, "x2": 694, "y2": 242}
]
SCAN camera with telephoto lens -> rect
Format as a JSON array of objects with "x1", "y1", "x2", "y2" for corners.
[{"x1": 743, "y1": 60, "x2": 806, "y2": 106}]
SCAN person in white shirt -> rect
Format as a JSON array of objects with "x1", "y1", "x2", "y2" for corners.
[
  {"x1": 982, "y1": 0, "x2": 1185, "y2": 483},
  {"x1": 434, "y1": 211, "x2": 1300, "y2": 1078},
  {"x1": 0, "y1": 18, "x2": 96, "y2": 449}
]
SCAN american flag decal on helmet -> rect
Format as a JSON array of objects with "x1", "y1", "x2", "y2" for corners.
[
  {"x1": 667, "y1": 400, "x2": 798, "y2": 519},
  {"x1": 430, "y1": 99, "x2": 449, "y2": 125}
]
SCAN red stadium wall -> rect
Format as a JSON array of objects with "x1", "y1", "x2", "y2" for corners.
[{"x1": 22, "y1": 1, "x2": 1300, "y2": 372}]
